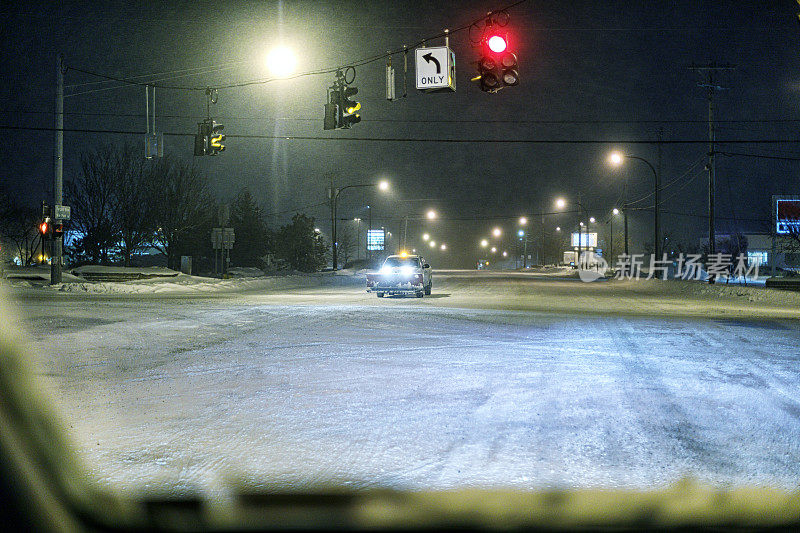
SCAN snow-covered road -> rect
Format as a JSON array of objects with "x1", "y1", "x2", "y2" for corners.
[{"x1": 8, "y1": 272, "x2": 800, "y2": 494}]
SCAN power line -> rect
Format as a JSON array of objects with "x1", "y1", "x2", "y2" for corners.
[
  {"x1": 624, "y1": 155, "x2": 706, "y2": 206},
  {"x1": 9, "y1": 124, "x2": 800, "y2": 145},
  {"x1": 12, "y1": 107, "x2": 800, "y2": 127},
  {"x1": 62, "y1": 0, "x2": 531, "y2": 92}
]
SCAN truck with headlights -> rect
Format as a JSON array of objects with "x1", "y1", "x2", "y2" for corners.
[{"x1": 366, "y1": 254, "x2": 432, "y2": 298}]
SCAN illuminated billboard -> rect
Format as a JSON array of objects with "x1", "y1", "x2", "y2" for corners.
[
  {"x1": 774, "y1": 196, "x2": 800, "y2": 235},
  {"x1": 367, "y1": 229, "x2": 385, "y2": 251},
  {"x1": 571, "y1": 232, "x2": 598, "y2": 248}
]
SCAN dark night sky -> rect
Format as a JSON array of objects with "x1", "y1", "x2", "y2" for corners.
[{"x1": 2, "y1": 1, "x2": 800, "y2": 267}]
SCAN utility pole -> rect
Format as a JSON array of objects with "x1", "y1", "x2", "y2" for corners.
[
  {"x1": 656, "y1": 126, "x2": 663, "y2": 259},
  {"x1": 51, "y1": 54, "x2": 64, "y2": 284},
  {"x1": 689, "y1": 62, "x2": 735, "y2": 283},
  {"x1": 368, "y1": 205, "x2": 372, "y2": 264},
  {"x1": 540, "y1": 202, "x2": 546, "y2": 266},
  {"x1": 624, "y1": 204, "x2": 629, "y2": 256},
  {"x1": 329, "y1": 176, "x2": 337, "y2": 270}
]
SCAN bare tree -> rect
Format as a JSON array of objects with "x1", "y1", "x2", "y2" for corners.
[
  {"x1": 337, "y1": 224, "x2": 356, "y2": 266},
  {"x1": 66, "y1": 145, "x2": 121, "y2": 264},
  {"x1": 112, "y1": 146, "x2": 156, "y2": 266},
  {"x1": 149, "y1": 157, "x2": 214, "y2": 270},
  {"x1": 0, "y1": 189, "x2": 39, "y2": 265}
]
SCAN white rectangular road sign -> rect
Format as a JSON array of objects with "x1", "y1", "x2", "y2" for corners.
[
  {"x1": 415, "y1": 46, "x2": 456, "y2": 91},
  {"x1": 54, "y1": 205, "x2": 71, "y2": 220}
]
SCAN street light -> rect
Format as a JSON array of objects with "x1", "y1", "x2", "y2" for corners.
[
  {"x1": 608, "y1": 150, "x2": 659, "y2": 259},
  {"x1": 608, "y1": 207, "x2": 622, "y2": 264},
  {"x1": 330, "y1": 180, "x2": 390, "y2": 270},
  {"x1": 492, "y1": 227, "x2": 502, "y2": 237},
  {"x1": 422, "y1": 233, "x2": 430, "y2": 241},
  {"x1": 426, "y1": 209, "x2": 437, "y2": 220},
  {"x1": 430, "y1": 240, "x2": 436, "y2": 248},
  {"x1": 519, "y1": 216, "x2": 527, "y2": 225},
  {"x1": 502, "y1": 251, "x2": 508, "y2": 257},
  {"x1": 480, "y1": 239, "x2": 488, "y2": 248},
  {"x1": 491, "y1": 247, "x2": 497, "y2": 253},
  {"x1": 557, "y1": 197, "x2": 591, "y2": 268},
  {"x1": 266, "y1": 46, "x2": 297, "y2": 77},
  {"x1": 440, "y1": 244, "x2": 447, "y2": 251}
]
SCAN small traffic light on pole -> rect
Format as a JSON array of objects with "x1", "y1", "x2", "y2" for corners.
[{"x1": 39, "y1": 218, "x2": 52, "y2": 239}]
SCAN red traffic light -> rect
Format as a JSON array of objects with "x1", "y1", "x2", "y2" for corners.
[
  {"x1": 487, "y1": 34, "x2": 507, "y2": 53},
  {"x1": 39, "y1": 222, "x2": 49, "y2": 235}
]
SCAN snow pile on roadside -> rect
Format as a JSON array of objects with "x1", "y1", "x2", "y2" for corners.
[
  {"x1": 48, "y1": 270, "x2": 364, "y2": 295},
  {"x1": 609, "y1": 278, "x2": 800, "y2": 307},
  {"x1": 2, "y1": 265, "x2": 84, "y2": 283},
  {"x1": 71, "y1": 265, "x2": 177, "y2": 278}
]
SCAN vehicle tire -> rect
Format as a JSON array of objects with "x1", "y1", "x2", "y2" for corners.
[
  {"x1": 416, "y1": 290, "x2": 424, "y2": 298},
  {"x1": 376, "y1": 292, "x2": 384, "y2": 298},
  {"x1": 425, "y1": 283, "x2": 432, "y2": 295}
]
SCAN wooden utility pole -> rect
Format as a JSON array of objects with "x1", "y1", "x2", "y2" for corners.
[{"x1": 689, "y1": 62, "x2": 735, "y2": 282}]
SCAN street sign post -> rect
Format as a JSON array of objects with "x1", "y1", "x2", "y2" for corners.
[
  {"x1": 54, "y1": 204, "x2": 70, "y2": 220},
  {"x1": 415, "y1": 46, "x2": 456, "y2": 93}
]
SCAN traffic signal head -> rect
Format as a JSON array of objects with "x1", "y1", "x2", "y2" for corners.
[
  {"x1": 340, "y1": 86, "x2": 361, "y2": 128},
  {"x1": 194, "y1": 121, "x2": 210, "y2": 156},
  {"x1": 209, "y1": 121, "x2": 225, "y2": 155},
  {"x1": 476, "y1": 31, "x2": 519, "y2": 92},
  {"x1": 324, "y1": 88, "x2": 340, "y2": 130},
  {"x1": 39, "y1": 217, "x2": 51, "y2": 238}
]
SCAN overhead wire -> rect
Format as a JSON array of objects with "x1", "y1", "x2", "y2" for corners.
[{"x1": 62, "y1": 0, "x2": 531, "y2": 93}]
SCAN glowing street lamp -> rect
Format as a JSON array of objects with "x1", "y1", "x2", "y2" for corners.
[
  {"x1": 429, "y1": 240, "x2": 436, "y2": 248},
  {"x1": 422, "y1": 233, "x2": 430, "y2": 241},
  {"x1": 556, "y1": 226, "x2": 561, "y2": 232},
  {"x1": 589, "y1": 217, "x2": 596, "y2": 224},
  {"x1": 607, "y1": 150, "x2": 658, "y2": 259},
  {"x1": 502, "y1": 251, "x2": 508, "y2": 257},
  {"x1": 426, "y1": 209, "x2": 437, "y2": 220},
  {"x1": 491, "y1": 247, "x2": 497, "y2": 253},
  {"x1": 555, "y1": 198, "x2": 566, "y2": 209},
  {"x1": 440, "y1": 244, "x2": 447, "y2": 251},
  {"x1": 613, "y1": 208, "x2": 620, "y2": 216},
  {"x1": 378, "y1": 180, "x2": 390, "y2": 191},
  {"x1": 518, "y1": 229, "x2": 524, "y2": 237},
  {"x1": 480, "y1": 239, "x2": 488, "y2": 248},
  {"x1": 266, "y1": 46, "x2": 297, "y2": 77},
  {"x1": 492, "y1": 227, "x2": 502, "y2": 237},
  {"x1": 519, "y1": 216, "x2": 527, "y2": 226}
]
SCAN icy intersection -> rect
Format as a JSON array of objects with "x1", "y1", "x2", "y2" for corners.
[{"x1": 9, "y1": 272, "x2": 800, "y2": 494}]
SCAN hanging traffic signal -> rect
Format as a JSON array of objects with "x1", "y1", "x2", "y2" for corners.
[
  {"x1": 340, "y1": 86, "x2": 361, "y2": 128},
  {"x1": 475, "y1": 29, "x2": 519, "y2": 93},
  {"x1": 194, "y1": 121, "x2": 210, "y2": 156},
  {"x1": 324, "y1": 88, "x2": 340, "y2": 130},
  {"x1": 209, "y1": 121, "x2": 225, "y2": 155}
]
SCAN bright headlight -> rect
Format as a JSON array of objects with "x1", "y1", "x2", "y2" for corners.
[
  {"x1": 400, "y1": 266, "x2": 415, "y2": 276},
  {"x1": 380, "y1": 266, "x2": 393, "y2": 275}
]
